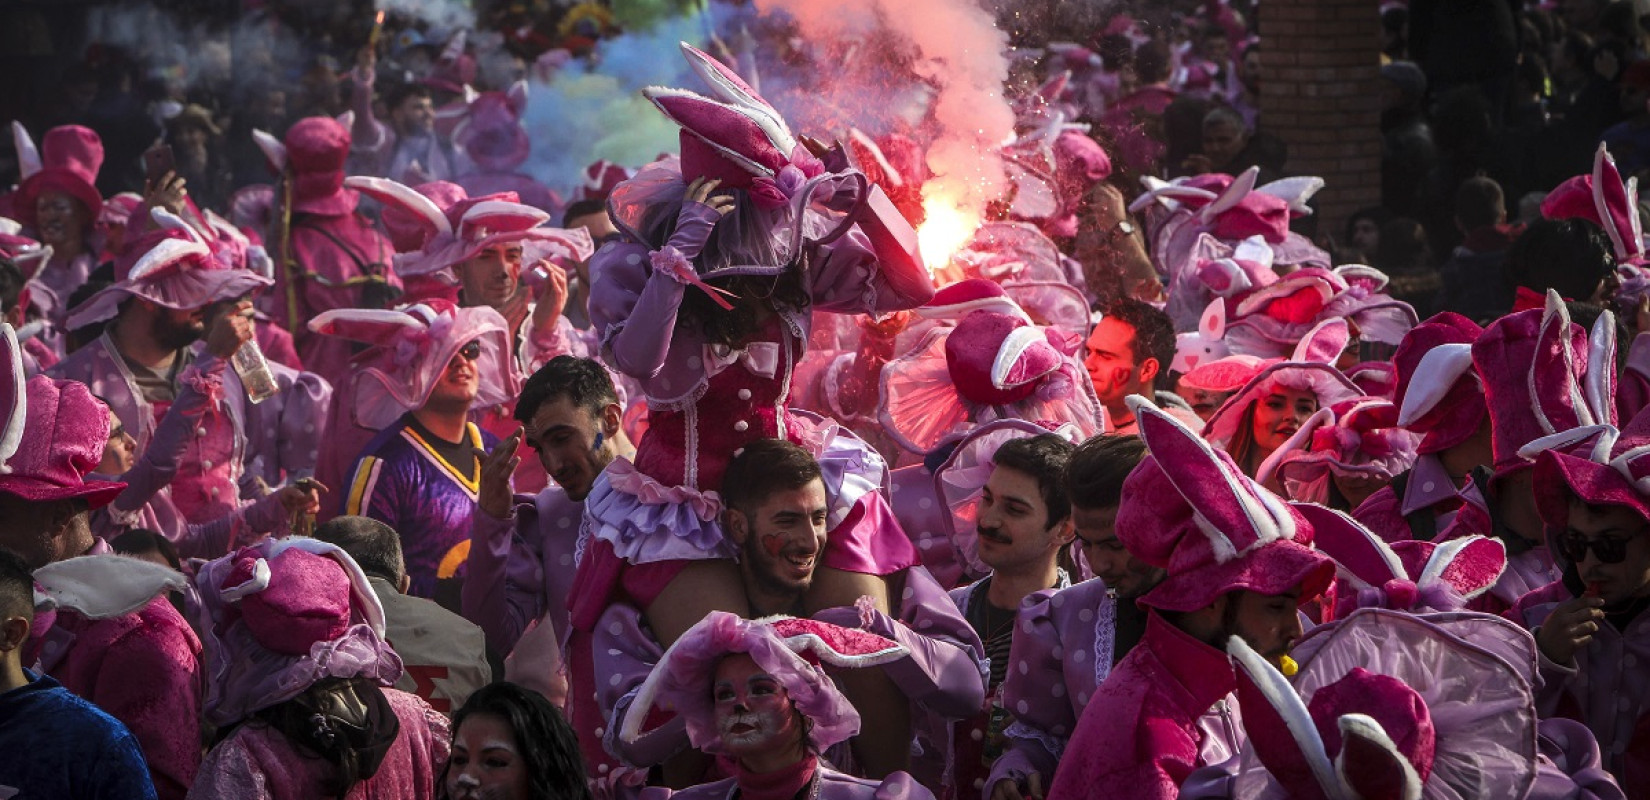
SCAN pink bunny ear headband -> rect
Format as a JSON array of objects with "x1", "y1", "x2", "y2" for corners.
[{"x1": 1294, "y1": 501, "x2": 1505, "y2": 619}]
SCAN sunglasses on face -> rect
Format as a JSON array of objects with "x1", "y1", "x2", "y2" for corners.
[
  {"x1": 1556, "y1": 531, "x2": 1634, "y2": 565},
  {"x1": 452, "y1": 340, "x2": 483, "y2": 363}
]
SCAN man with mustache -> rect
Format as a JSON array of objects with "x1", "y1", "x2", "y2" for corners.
[
  {"x1": 1045, "y1": 398, "x2": 1335, "y2": 800},
  {"x1": 596, "y1": 439, "x2": 986, "y2": 789},
  {"x1": 987, "y1": 434, "x2": 1161, "y2": 800},
  {"x1": 946, "y1": 433, "x2": 1077, "y2": 797}
]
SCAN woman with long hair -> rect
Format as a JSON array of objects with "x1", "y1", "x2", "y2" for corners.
[{"x1": 443, "y1": 683, "x2": 589, "y2": 800}]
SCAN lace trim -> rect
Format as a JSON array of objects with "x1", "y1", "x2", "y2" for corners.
[
  {"x1": 1004, "y1": 719, "x2": 1067, "y2": 761},
  {"x1": 1093, "y1": 591, "x2": 1117, "y2": 689}
]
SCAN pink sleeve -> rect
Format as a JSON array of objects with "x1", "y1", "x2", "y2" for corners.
[
  {"x1": 1619, "y1": 332, "x2": 1650, "y2": 422},
  {"x1": 588, "y1": 242, "x2": 687, "y2": 380},
  {"x1": 113, "y1": 355, "x2": 225, "y2": 512}
]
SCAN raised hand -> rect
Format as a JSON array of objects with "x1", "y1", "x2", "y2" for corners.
[{"x1": 476, "y1": 429, "x2": 523, "y2": 520}]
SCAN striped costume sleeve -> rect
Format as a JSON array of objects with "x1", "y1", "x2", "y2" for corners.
[{"x1": 344, "y1": 455, "x2": 384, "y2": 517}]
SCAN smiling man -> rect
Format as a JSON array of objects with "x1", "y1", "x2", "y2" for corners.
[
  {"x1": 1084, "y1": 297, "x2": 1175, "y2": 434},
  {"x1": 946, "y1": 433, "x2": 1077, "y2": 795}
]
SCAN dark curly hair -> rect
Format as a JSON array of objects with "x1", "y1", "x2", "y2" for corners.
[{"x1": 443, "y1": 682, "x2": 591, "y2": 800}]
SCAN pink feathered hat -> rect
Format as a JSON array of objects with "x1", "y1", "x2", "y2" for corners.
[
  {"x1": 620, "y1": 611, "x2": 908, "y2": 754},
  {"x1": 1298, "y1": 502, "x2": 1506, "y2": 620},
  {"x1": 1542, "y1": 142, "x2": 1643, "y2": 264},
  {"x1": 1228, "y1": 608, "x2": 1538, "y2": 800},
  {"x1": 346, "y1": 176, "x2": 593, "y2": 278},
  {"x1": 1473, "y1": 291, "x2": 1616, "y2": 476},
  {"x1": 14, "y1": 124, "x2": 103, "y2": 230},
  {"x1": 1392, "y1": 312, "x2": 1486, "y2": 455},
  {"x1": 0, "y1": 352, "x2": 126, "y2": 507},
  {"x1": 1256, "y1": 398, "x2": 1421, "y2": 505},
  {"x1": 309, "y1": 300, "x2": 517, "y2": 429},
  {"x1": 1119, "y1": 396, "x2": 1335, "y2": 612},
  {"x1": 878, "y1": 311, "x2": 1105, "y2": 454},
  {"x1": 194, "y1": 537, "x2": 401, "y2": 726},
  {"x1": 66, "y1": 209, "x2": 273, "y2": 330},
  {"x1": 934, "y1": 418, "x2": 1085, "y2": 580}
]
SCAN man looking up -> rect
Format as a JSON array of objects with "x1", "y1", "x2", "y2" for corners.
[
  {"x1": 1047, "y1": 398, "x2": 1334, "y2": 800},
  {"x1": 1084, "y1": 297, "x2": 1176, "y2": 434}
]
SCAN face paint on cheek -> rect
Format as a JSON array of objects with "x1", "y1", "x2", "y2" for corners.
[{"x1": 761, "y1": 533, "x2": 785, "y2": 558}]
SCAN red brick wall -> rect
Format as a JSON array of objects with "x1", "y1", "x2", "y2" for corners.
[{"x1": 1259, "y1": 0, "x2": 1383, "y2": 243}]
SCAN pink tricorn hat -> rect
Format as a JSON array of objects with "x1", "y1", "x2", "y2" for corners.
[
  {"x1": 1119, "y1": 395, "x2": 1335, "y2": 612},
  {"x1": 65, "y1": 208, "x2": 273, "y2": 330},
  {"x1": 346, "y1": 176, "x2": 593, "y2": 278},
  {"x1": 0, "y1": 365, "x2": 126, "y2": 507},
  {"x1": 309, "y1": 300, "x2": 517, "y2": 429},
  {"x1": 621, "y1": 611, "x2": 908, "y2": 754}
]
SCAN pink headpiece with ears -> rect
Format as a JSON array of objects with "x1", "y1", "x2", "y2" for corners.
[
  {"x1": 643, "y1": 42, "x2": 821, "y2": 204},
  {"x1": 345, "y1": 176, "x2": 593, "y2": 278},
  {"x1": 1296, "y1": 501, "x2": 1506, "y2": 619},
  {"x1": 1228, "y1": 608, "x2": 1540, "y2": 800},
  {"x1": 1542, "y1": 142, "x2": 1644, "y2": 264},
  {"x1": 1473, "y1": 290, "x2": 1616, "y2": 475},
  {"x1": 1120, "y1": 396, "x2": 1335, "y2": 612},
  {"x1": 580, "y1": 159, "x2": 635, "y2": 203},
  {"x1": 450, "y1": 81, "x2": 532, "y2": 173},
  {"x1": 1200, "y1": 321, "x2": 1364, "y2": 451},
  {"x1": 0, "y1": 324, "x2": 23, "y2": 474},
  {"x1": 308, "y1": 300, "x2": 517, "y2": 429},
  {"x1": 1393, "y1": 312, "x2": 1486, "y2": 455},
  {"x1": 878, "y1": 310, "x2": 1105, "y2": 454},
  {"x1": 1257, "y1": 398, "x2": 1421, "y2": 505},
  {"x1": 622, "y1": 611, "x2": 908, "y2": 754}
]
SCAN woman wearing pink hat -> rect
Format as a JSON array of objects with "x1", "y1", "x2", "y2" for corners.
[
  {"x1": 11, "y1": 124, "x2": 106, "y2": 335},
  {"x1": 618, "y1": 611, "x2": 935, "y2": 800}
]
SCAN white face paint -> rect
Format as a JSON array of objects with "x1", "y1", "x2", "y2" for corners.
[
  {"x1": 447, "y1": 714, "x2": 529, "y2": 800},
  {"x1": 712, "y1": 654, "x2": 804, "y2": 759}
]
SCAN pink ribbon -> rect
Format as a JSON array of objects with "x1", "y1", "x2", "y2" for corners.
[{"x1": 650, "y1": 245, "x2": 735, "y2": 310}]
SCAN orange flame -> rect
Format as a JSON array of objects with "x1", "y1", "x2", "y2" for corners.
[{"x1": 917, "y1": 195, "x2": 978, "y2": 275}]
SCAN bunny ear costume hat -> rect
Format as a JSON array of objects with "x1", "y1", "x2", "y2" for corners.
[
  {"x1": 0, "y1": 329, "x2": 125, "y2": 506},
  {"x1": 1119, "y1": 395, "x2": 1335, "y2": 612}
]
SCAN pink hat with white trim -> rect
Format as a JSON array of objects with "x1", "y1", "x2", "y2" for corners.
[
  {"x1": 1473, "y1": 290, "x2": 1615, "y2": 475},
  {"x1": 1227, "y1": 608, "x2": 1539, "y2": 800},
  {"x1": 1119, "y1": 395, "x2": 1335, "y2": 612},
  {"x1": 0, "y1": 354, "x2": 126, "y2": 508},
  {"x1": 1392, "y1": 312, "x2": 1486, "y2": 455},
  {"x1": 1542, "y1": 142, "x2": 1643, "y2": 264},
  {"x1": 1200, "y1": 319, "x2": 1363, "y2": 450},
  {"x1": 346, "y1": 176, "x2": 593, "y2": 278},
  {"x1": 621, "y1": 611, "x2": 908, "y2": 754},
  {"x1": 14, "y1": 125, "x2": 103, "y2": 230},
  {"x1": 1257, "y1": 398, "x2": 1421, "y2": 505},
  {"x1": 65, "y1": 208, "x2": 273, "y2": 330}
]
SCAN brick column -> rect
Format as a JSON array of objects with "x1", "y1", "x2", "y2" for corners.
[{"x1": 1259, "y1": 0, "x2": 1383, "y2": 241}]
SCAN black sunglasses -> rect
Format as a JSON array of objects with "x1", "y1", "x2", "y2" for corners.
[
  {"x1": 453, "y1": 340, "x2": 483, "y2": 363},
  {"x1": 1556, "y1": 531, "x2": 1633, "y2": 565}
]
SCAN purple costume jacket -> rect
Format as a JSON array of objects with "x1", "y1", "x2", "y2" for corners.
[
  {"x1": 187, "y1": 687, "x2": 450, "y2": 800},
  {"x1": 653, "y1": 768, "x2": 936, "y2": 800},
  {"x1": 1510, "y1": 581, "x2": 1650, "y2": 788},
  {"x1": 463, "y1": 484, "x2": 583, "y2": 655},
  {"x1": 343, "y1": 416, "x2": 498, "y2": 600},
  {"x1": 598, "y1": 565, "x2": 987, "y2": 789},
  {"x1": 1045, "y1": 612, "x2": 1243, "y2": 800}
]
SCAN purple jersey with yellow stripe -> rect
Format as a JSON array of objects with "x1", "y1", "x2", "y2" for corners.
[{"x1": 343, "y1": 414, "x2": 498, "y2": 607}]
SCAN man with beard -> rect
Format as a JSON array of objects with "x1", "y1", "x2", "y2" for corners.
[
  {"x1": 987, "y1": 434, "x2": 1161, "y2": 800},
  {"x1": 1046, "y1": 398, "x2": 1335, "y2": 800},
  {"x1": 594, "y1": 440, "x2": 986, "y2": 789},
  {"x1": 350, "y1": 50, "x2": 462, "y2": 183},
  {"x1": 946, "y1": 434, "x2": 1077, "y2": 796},
  {"x1": 466, "y1": 356, "x2": 633, "y2": 663},
  {"x1": 334, "y1": 302, "x2": 512, "y2": 610},
  {"x1": 50, "y1": 224, "x2": 273, "y2": 525}
]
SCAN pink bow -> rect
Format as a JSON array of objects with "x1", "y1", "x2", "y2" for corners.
[
  {"x1": 704, "y1": 341, "x2": 781, "y2": 379},
  {"x1": 748, "y1": 146, "x2": 827, "y2": 210}
]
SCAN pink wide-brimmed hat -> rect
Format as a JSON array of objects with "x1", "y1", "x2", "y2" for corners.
[
  {"x1": 0, "y1": 217, "x2": 53, "y2": 278},
  {"x1": 621, "y1": 611, "x2": 908, "y2": 754},
  {"x1": 347, "y1": 176, "x2": 593, "y2": 279},
  {"x1": 1473, "y1": 290, "x2": 1615, "y2": 476},
  {"x1": 194, "y1": 537, "x2": 400, "y2": 726},
  {"x1": 1256, "y1": 398, "x2": 1421, "y2": 505},
  {"x1": 1119, "y1": 395, "x2": 1335, "y2": 612},
  {"x1": 1227, "y1": 608, "x2": 1538, "y2": 800},
  {"x1": 879, "y1": 309, "x2": 1105, "y2": 454},
  {"x1": 1392, "y1": 312, "x2": 1486, "y2": 455},
  {"x1": 1201, "y1": 320, "x2": 1363, "y2": 450},
  {"x1": 1297, "y1": 502, "x2": 1506, "y2": 620},
  {"x1": 66, "y1": 208, "x2": 274, "y2": 330},
  {"x1": 0, "y1": 358, "x2": 126, "y2": 507},
  {"x1": 309, "y1": 300, "x2": 517, "y2": 429},
  {"x1": 933, "y1": 418, "x2": 1085, "y2": 580},
  {"x1": 255, "y1": 117, "x2": 359, "y2": 217},
  {"x1": 13, "y1": 124, "x2": 103, "y2": 229}
]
